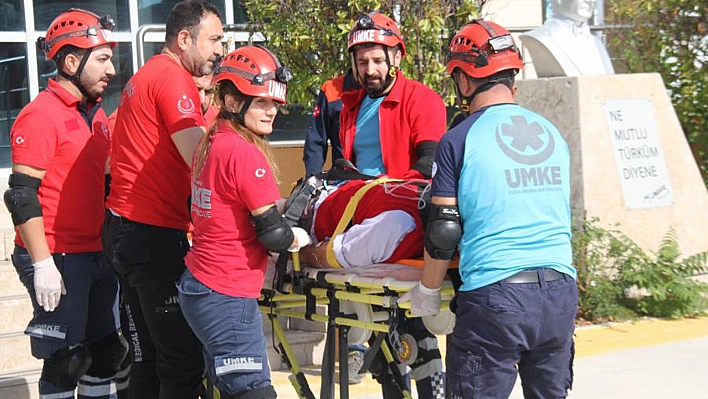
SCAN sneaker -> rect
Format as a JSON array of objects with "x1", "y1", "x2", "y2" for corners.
[{"x1": 347, "y1": 350, "x2": 365, "y2": 384}]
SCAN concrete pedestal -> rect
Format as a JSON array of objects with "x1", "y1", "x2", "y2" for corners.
[{"x1": 516, "y1": 73, "x2": 708, "y2": 256}]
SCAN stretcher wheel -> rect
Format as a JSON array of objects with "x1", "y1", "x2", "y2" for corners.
[
  {"x1": 422, "y1": 309, "x2": 456, "y2": 336},
  {"x1": 339, "y1": 301, "x2": 373, "y2": 345},
  {"x1": 394, "y1": 333, "x2": 418, "y2": 366}
]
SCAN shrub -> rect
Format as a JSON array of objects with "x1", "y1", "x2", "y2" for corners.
[{"x1": 573, "y1": 217, "x2": 708, "y2": 322}]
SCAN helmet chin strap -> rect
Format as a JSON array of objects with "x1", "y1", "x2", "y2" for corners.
[
  {"x1": 225, "y1": 96, "x2": 253, "y2": 126},
  {"x1": 382, "y1": 48, "x2": 397, "y2": 91},
  {"x1": 351, "y1": 46, "x2": 398, "y2": 97},
  {"x1": 454, "y1": 77, "x2": 512, "y2": 115},
  {"x1": 368, "y1": 48, "x2": 397, "y2": 98},
  {"x1": 58, "y1": 48, "x2": 94, "y2": 100}
]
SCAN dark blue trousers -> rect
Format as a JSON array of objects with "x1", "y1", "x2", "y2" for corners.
[{"x1": 447, "y1": 271, "x2": 577, "y2": 399}]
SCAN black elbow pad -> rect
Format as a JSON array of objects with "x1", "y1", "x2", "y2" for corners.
[
  {"x1": 424, "y1": 204, "x2": 462, "y2": 260},
  {"x1": 252, "y1": 207, "x2": 294, "y2": 252},
  {"x1": 4, "y1": 173, "x2": 43, "y2": 226},
  {"x1": 411, "y1": 141, "x2": 437, "y2": 179}
]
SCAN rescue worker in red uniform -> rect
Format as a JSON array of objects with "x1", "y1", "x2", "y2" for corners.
[
  {"x1": 177, "y1": 46, "x2": 309, "y2": 399},
  {"x1": 340, "y1": 12, "x2": 447, "y2": 179},
  {"x1": 4, "y1": 8, "x2": 129, "y2": 399},
  {"x1": 102, "y1": 1, "x2": 224, "y2": 398}
]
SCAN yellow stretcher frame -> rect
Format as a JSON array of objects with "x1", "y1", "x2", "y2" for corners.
[
  {"x1": 252, "y1": 178, "x2": 453, "y2": 399},
  {"x1": 258, "y1": 260, "x2": 455, "y2": 399}
]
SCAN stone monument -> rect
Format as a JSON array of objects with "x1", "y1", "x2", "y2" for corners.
[
  {"x1": 520, "y1": 0, "x2": 615, "y2": 77},
  {"x1": 515, "y1": 73, "x2": 708, "y2": 257}
]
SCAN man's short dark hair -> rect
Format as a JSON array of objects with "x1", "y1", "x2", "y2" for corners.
[
  {"x1": 462, "y1": 69, "x2": 517, "y2": 90},
  {"x1": 165, "y1": 0, "x2": 221, "y2": 44},
  {"x1": 53, "y1": 44, "x2": 83, "y2": 72}
]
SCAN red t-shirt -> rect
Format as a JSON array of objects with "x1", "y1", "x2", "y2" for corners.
[
  {"x1": 185, "y1": 122, "x2": 281, "y2": 298},
  {"x1": 107, "y1": 54, "x2": 204, "y2": 229},
  {"x1": 10, "y1": 79, "x2": 110, "y2": 252},
  {"x1": 314, "y1": 180, "x2": 425, "y2": 262}
]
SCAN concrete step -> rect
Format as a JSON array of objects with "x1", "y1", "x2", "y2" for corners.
[
  {"x1": 0, "y1": 333, "x2": 42, "y2": 373},
  {"x1": 0, "y1": 231, "x2": 14, "y2": 262},
  {"x1": 0, "y1": 261, "x2": 25, "y2": 298},
  {"x1": 0, "y1": 324, "x2": 325, "y2": 374},
  {"x1": 264, "y1": 316, "x2": 326, "y2": 371},
  {"x1": 0, "y1": 367, "x2": 40, "y2": 399},
  {"x1": 0, "y1": 295, "x2": 32, "y2": 333},
  {"x1": 0, "y1": 329, "x2": 324, "y2": 398}
]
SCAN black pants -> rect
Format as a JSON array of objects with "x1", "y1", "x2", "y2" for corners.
[{"x1": 102, "y1": 212, "x2": 204, "y2": 399}]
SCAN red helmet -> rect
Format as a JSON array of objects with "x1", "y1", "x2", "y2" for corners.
[
  {"x1": 213, "y1": 46, "x2": 292, "y2": 104},
  {"x1": 446, "y1": 20, "x2": 522, "y2": 79},
  {"x1": 347, "y1": 12, "x2": 406, "y2": 57},
  {"x1": 39, "y1": 9, "x2": 117, "y2": 60}
]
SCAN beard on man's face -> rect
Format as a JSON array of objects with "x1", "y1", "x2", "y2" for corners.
[
  {"x1": 81, "y1": 74, "x2": 110, "y2": 100},
  {"x1": 363, "y1": 73, "x2": 390, "y2": 97}
]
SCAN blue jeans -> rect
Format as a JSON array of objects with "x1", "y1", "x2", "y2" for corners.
[
  {"x1": 177, "y1": 268, "x2": 273, "y2": 396},
  {"x1": 447, "y1": 270, "x2": 577, "y2": 399}
]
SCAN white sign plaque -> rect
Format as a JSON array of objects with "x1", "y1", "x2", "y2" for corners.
[{"x1": 603, "y1": 99, "x2": 673, "y2": 209}]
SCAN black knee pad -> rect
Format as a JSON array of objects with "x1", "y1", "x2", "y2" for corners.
[
  {"x1": 85, "y1": 331, "x2": 130, "y2": 378},
  {"x1": 237, "y1": 385, "x2": 277, "y2": 399},
  {"x1": 41, "y1": 345, "x2": 92, "y2": 391}
]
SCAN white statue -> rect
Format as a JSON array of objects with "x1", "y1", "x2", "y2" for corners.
[{"x1": 520, "y1": 0, "x2": 615, "y2": 77}]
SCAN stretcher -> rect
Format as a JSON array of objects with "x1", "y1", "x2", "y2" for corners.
[{"x1": 259, "y1": 254, "x2": 456, "y2": 399}]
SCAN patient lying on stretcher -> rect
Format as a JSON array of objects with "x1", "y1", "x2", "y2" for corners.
[
  {"x1": 280, "y1": 170, "x2": 445, "y2": 399},
  {"x1": 293, "y1": 176, "x2": 427, "y2": 269}
]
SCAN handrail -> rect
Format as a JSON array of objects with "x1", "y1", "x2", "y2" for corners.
[
  {"x1": 136, "y1": 23, "x2": 264, "y2": 68},
  {"x1": 0, "y1": 55, "x2": 25, "y2": 66},
  {"x1": 135, "y1": 24, "x2": 166, "y2": 68}
]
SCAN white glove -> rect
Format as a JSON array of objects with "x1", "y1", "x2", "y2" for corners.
[
  {"x1": 33, "y1": 257, "x2": 66, "y2": 312},
  {"x1": 288, "y1": 227, "x2": 312, "y2": 252},
  {"x1": 399, "y1": 282, "x2": 441, "y2": 317}
]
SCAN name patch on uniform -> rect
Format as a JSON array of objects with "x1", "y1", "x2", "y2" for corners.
[
  {"x1": 25, "y1": 323, "x2": 67, "y2": 340},
  {"x1": 214, "y1": 355, "x2": 263, "y2": 376},
  {"x1": 65, "y1": 118, "x2": 80, "y2": 132}
]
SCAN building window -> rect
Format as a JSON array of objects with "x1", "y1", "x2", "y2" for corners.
[
  {"x1": 0, "y1": 43, "x2": 29, "y2": 168},
  {"x1": 233, "y1": 0, "x2": 247, "y2": 24},
  {"x1": 33, "y1": 0, "x2": 130, "y2": 32},
  {"x1": 138, "y1": 0, "x2": 226, "y2": 26},
  {"x1": 0, "y1": 0, "x2": 24, "y2": 31}
]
